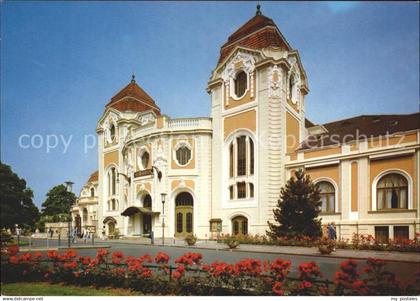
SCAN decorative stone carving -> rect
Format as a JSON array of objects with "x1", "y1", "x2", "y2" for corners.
[
  {"x1": 103, "y1": 113, "x2": 118, "y2": 144},
  {"x1": 221, "y1": 51, "x2": 256, "y2": 103},
  {"x1": 139, "y1": 113, "x2": 155, "y2": 126},
  {"x1": 268, "y1": 65, "x2": 282, "y2": 98}
]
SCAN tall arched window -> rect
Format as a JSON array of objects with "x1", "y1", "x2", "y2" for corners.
[
  {"x1": 143, "y1": 194, "x2": 152, "y2": 208},
  {"x1": 289, "y1": 74, "x2": 294, "y2": 100},
  {"x1": 82, "y1": 208, "x2": 88, "y2": 223},
  {"x1": 90, "y1": 187, "x2": 95, "y2": 197},
  {"x1": 108, "y1": 167, "x2": 117, "y2": 197},
  {"x1": 234, "y1": 71, "x2": 247, "y2": 98},
  {"x1": 377, "y1": 173, "x2": 408, "y2": 210},
  {"x1": 228, "y1": 134, "x2": 255, "y2": 200},
  {"x1": 317, "y1": 181, "x2": 335, "y2": 213}
]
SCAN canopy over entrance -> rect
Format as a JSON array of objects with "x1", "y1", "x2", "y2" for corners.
[{"x1": 121, "y1": 206, "x2": 160, "y2": 217}]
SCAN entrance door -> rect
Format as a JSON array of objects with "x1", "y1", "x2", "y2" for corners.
[
  {"x1": 232, "y1": 216, "x2": 248, "y2": 235},
  {"x1": 175, "y1": 192, "x2": 194, "y2": 237},
  {"x1": 143, "y1": 215, "x2": 152, "y2": 235}
]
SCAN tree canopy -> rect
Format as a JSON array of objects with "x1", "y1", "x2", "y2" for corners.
[
  {"x1": 41, "y1": 184, "x2": 76, "y2": 219},
  {"x1": 267, "y1": 169, "x2": 322, "y2": 239},
  {"x1": 0, "y1": 161, "x2": 40, "y2": 230}
]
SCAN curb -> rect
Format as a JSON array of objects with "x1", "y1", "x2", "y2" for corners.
[
  {"x1": 117, "y1": 242, "x2": 419, "y2": 264},
  {"x1": 20, "y1": 245, "x2": 111, "y2": 252}
]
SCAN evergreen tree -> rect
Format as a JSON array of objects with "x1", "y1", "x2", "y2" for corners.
[
  {"x1": 41, "y1": 184, "x2": 76, "y2": 219},
  {"x1": 267, "y1": 169, "x2": 322, "y2": 239},
  {"x1": 0, "y1": 161, "x2": 40, "y2": 230}
]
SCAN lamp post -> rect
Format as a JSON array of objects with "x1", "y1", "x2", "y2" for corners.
[
  {"x1": 65, "y1": 181, "x2": 74, "y2": 248},
  {"x1": 161, "y1": 193, "x2": 167, "y2": 245}
]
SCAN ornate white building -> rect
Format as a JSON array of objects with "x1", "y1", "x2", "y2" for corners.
[{"x1": 74, "y1": 8, "x2": 419, "y2": 242}]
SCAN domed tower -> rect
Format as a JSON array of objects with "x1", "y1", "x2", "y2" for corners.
[
  {"x1": 96, "y1": 76, "x2": 161, "y2": 237},
  {"x1": 208, "y1": 6, "x2": 309, "y2": 235}
]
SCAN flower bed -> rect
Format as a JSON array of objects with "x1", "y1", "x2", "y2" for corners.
[
  {"x1": 1, "y1": 246, "x2": 419, "y2": 296},
  {"x1": 217, "y1": 233, "x2": 420, "y2": 253}
]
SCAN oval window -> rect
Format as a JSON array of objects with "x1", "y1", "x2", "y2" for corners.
[
  {"x1": 234, "y1": 71, "x2": 247, "y2": 98},
  {"x1": 141, "y1": 151, "x2": 150, "y2": 169},
  {"x1": 109, "y1": 123, "x2": 116, "y2": 141}
]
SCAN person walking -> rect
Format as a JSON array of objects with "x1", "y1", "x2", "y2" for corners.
[{"x1": 328, "y1": 222, "x2": 337, "y2": 251}]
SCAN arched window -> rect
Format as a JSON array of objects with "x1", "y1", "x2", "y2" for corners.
[
  {"x1": 377, "y1": 173, "x2": 408, "y2": 210},
  {"x1": 90, "y1": 187, "x2": 95, "y2": 197},
  {"x1": 141, "y1": 151, "x2": 149, "y2": 170},
  {"x1": 227, "y1": 134, "x2": 255, "y2": 200},
  {"x1": 175, "y1": 192, "x2": 194, "y2": 207},
  {"x1": 317, "y1": 181, "x2": 335, "y2": 213},
  {"x1": 234, "y1": 71, "x2": 247, "y2": 98},
  {"x1": 82, "y1": 208, "x2": 88, "y2": 223},
  {"x1": 110, "y1": 123, "x2": 116, "y2": 142},
  {"x1": 176, "y1": 146, "x2": 192, "y2": 166},
  {"x1": 108, "y1": 167, "x2": 117, "y2": 197},
  {"x1": 229, "y1": 144, "x2": 234, "y2": 178},
  {"x1": 289, "y1": 74, "x2": 294, "y2": 100},
  {"x1": 143, "y1": 194, "x2": 152, "y2": 208},
  {"x1": 237, "y1": 136, "x2": 246, "y2": 176}
]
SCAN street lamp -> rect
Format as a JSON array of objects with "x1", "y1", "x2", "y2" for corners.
[
  {"x1": 161, "y1": 193, "x2": 167, "y2": 245},
  {"x1": 65, "y1": 181, "x2": 74, "y2": 248}
]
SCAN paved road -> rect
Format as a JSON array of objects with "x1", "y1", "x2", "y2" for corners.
[{"x1": 18, "y1": 238, "x2": 420, "y2": 282}]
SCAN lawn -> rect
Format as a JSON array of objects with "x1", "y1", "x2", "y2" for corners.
[{"x1": 1, "y1": 282, "x2": 141, "y2": 296}]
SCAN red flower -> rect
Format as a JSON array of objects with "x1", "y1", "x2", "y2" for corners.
[
  {"x1": 19, "y1": 253, "x2": 32, "y2": 262},
  {"x1": 33, "y1": 252, "x2": 42, "y2": 260},
  {"x1": 96, "y1": 248, "x2": 108, "y2": 263},
  {"x1": 141, "y1": 268, "x2": 153, "y2": 278},
  {"x1": 234, "y1": 258, "x2": 262, "y2": 276},
  {"x1": 272, "y1": 281, "x2": 284, "y2": 296},
  {"x1": 300, "y1": 281, "x2": 313, "y2": 289},
  {"x1": 172, "y1": 271, "x2": 182, "y2": 280},
  {"x1": 112, "y1": 251, "x2": 124, "y2": 264},
  {"x1": 7, "y1": 245, "x2": 19, "y2": 256},
  {"x1": 64, "y1": 249, "x2": 77, "y2": 259},
  {"x1": 9, "y1": 256, "x2": 19, "y2": 264},
  {"x1": 155, "y1": 252, "x2": 170, "y2": 264},
  {"x1": 47, "y1": 250, "x2": 59, "y2": 259},
  {"x1": 63, "y1": 261, "x2": 78, "y2": 269},
  {"x1": 79, "y1": 256, "x2": 92, "y2": 265},
  {"x1": 174, "y1": 252, "x2": 202, "y2": 266},
  {"x1": 270, "y1": 258, "x2": 291, "y2": 281},
  {"x1": 202, "y1": 264, "x2": 211, "y2": 272},
  {"x1": 139, "y1": 254, "x2": 153, "y2": 264}
]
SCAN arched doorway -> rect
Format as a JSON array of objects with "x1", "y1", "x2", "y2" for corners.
[
  {"x1": 232, "y1": 215, "x2": 248, "y2": 235},
  {"x1": 175, "y1": 192, "x2": 194, "y2": 237},
  {"x1": 143, "y1": 194, "x2": 152, "y2": 235}
]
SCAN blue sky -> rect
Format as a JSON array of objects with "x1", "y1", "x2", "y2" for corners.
[{"x1": 1, "y1": 1, "x2": 419, "y2": 207}]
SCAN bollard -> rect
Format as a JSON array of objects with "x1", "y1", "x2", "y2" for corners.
[
  {"x1": 17, "y1": 235, "x2": 20, "y2": 246},
  {"x1": 168, "y1": 265, "x2": 173, "y2": 281},
  {"x1": 91, "y1": 234, "x2": 95, "y2": 246},
  {"x1": 173, "y1": 236, "x2": 175, "y2": 245},
  {"x1": 58, "y1": 234, "x2": 61, "y2": 247},
  {"x1": 150, "y1": 231, "x2": 154, "y2": 245}
]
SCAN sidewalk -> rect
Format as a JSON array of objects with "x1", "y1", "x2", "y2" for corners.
[{"x1": 115, "y1": 238, "x2": 420, "y2": 263}]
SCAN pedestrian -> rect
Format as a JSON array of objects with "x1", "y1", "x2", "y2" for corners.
[
  {"x1": 102, "y1": 226, "x2": 106, "y2": 240},
  {"x1": 72, "y1": 228, "x2": 77, "y2": 243},
  {"x1": 328, "y1": 222, "x2": 337, "y2": 251}
]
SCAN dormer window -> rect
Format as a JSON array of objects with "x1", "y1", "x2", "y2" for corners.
[{"x1": 234, "y1": 71, "x2": 247, "y2": 98}]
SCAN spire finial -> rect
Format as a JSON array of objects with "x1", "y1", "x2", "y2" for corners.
[
  {"x1": 256, "y1": 3, "x2": 262, "y2": 15},
  {"x1": 131, "y1": 74, "x2": 136, "y2": 83}
]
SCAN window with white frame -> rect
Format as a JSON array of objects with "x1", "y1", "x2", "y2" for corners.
[
  {"x1": 175, "y1": 144, "x2": 192, "y2": 166},
  {"x1": 141, "y1": 151, "x2": 150, "y2": 170},
  {"x1": 316, "y1": 181, "x2": 335, "y2": 213},
  {"x1": 376, "y1": 173, "x2": 408, "y2": 210},
  {"x1": 227, "y1": 134, "x2": 255, "y2": 200},
  {"x1": 234, "y1": 70, "x2": 247, "y2": 98}
]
